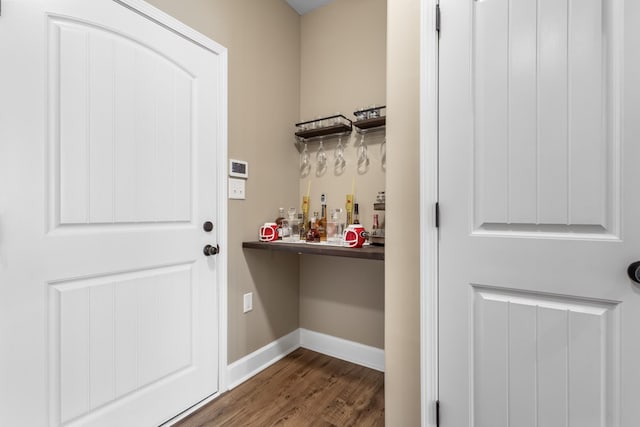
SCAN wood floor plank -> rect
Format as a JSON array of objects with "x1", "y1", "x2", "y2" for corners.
[{"x1": 173, "y1": 348, "x2": 384, "y2": 427}]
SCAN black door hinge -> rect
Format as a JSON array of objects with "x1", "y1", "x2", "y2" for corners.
[
  {"x1": 435, "y1": 202, "x2": 440, "y2": 228},
  {"x1": 436, "y1": 4, "x2": 441, "y2": 33},
  {"x1": 436, "y1": 400, "x2": 440, "y2": 426}
]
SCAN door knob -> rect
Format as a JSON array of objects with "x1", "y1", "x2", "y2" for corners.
[
  {"x1": 203, "y1": 244, "x2": 220, "y2": 256},
  {"x1": 628, "y1": 261, "x2": 640, "y2": 284}
]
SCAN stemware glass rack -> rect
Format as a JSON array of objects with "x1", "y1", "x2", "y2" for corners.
[
  {"x1": 293, "y1": 106, "x2": 387, "y2": 148},
  {"x1": 294, "y1": 114, "x2": 352, "y2": 142},
  {"x1": 352, "y1": 105, "x2": 386, "y2": 132}
]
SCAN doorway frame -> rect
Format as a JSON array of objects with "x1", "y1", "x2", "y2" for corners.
[
  {"x1": 116, "y1": 0, "x2": 230, "y2": 415},
  {"x1": 419, "y1": 0, "x2": 439, "y2": 426}
]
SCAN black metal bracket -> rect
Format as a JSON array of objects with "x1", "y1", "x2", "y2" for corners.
[
  {"x1": 295, "y1": 114, "x2": 350, "y2": 128},
  {"x1": 353, "y1": 105, "x2": 386, "y2": 117},
  {"x1": 294, "y1": 114, "x2": 352, "y2": 142},
  {"x1": 353, "y1": 106, "x2": 386, "y2": 133}
]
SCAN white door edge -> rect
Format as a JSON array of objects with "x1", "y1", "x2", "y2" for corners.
[
  {"x1": 115, "y1": 0, "x2": 227, "y2": 55},
  {"x1": 419, "y1": 0, "x2": 439, "y2": 426},
  {"x1": 114, "y1": 0, "x2": 229, "y2": 398}
]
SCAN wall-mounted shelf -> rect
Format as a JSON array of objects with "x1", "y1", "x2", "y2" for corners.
[
  {"x1": 353, "y1": 105, "x2": 386, "y2": 133},
  {"x1": 353, "y1": 116, "x2": 386, "y2": 131},
  {"x1": 242, "y1": 241, "x2": 384, "y2": 261},
  {"x1": 294, "y1": 114, "x2": 352, "y2": 142}
]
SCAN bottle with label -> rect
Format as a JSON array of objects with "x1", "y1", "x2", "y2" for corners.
[
  {"x1": 313, "y1": 211, "x2": 321, "y2": 242},
  {"x1": 306, "y1": 212, "x2": 320, "y2": 242},
  {"x1": 301, "y1": 196, "x2": 309, "y2": 241},
  {"x1": 281, "y1": 218, "x2": 291, "y2": 240},
  {"x1": 319, "y1": 194, "x2": 327, "y2": 241},
  {"x1": 298, "y1": 213, "x2": 306, "y2": 240},
  {"x1": 288, "y1": 209, "x2": 300, "y2": 241},
  {"x1": 275, "y1": 207, "x2": 286, "y2": 240},
  {"x1": 353, "y1": 203, "x2": 360, "y2": 224}
]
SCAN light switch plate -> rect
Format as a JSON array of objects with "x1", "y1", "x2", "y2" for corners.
[
  {"x1": 243, "y1": 292, "x2": 253, "y2": 313},
  {"x1": 229, "y1": 178, "x2": 245, "y2": 199}
]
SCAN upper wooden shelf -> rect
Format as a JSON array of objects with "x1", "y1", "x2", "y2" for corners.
[
  {"x1": 352, "y1": 105, "x2": 386, "y2": 132},
  {"x1": 294, "y1": 114, "x2": 353, "y2": 142},
  {"x1": 242, "y1": 241, "x2": 384, "y2": 261},
  {"x1": 294, "y1": 123, "x2": 352, "y2": 140},
  {"x1": 353, "y1": 116, "x2": 386, "y2": 131}
]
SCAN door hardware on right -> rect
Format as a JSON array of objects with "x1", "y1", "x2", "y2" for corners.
[
  {"x1": 203, "y1": 244, "x2": 220, "y2": 256},
  {"x1": 203, "y1": 221, "x2": 214, "y2": 232},
  {"x1": 628, "y1": 261, "x2": 640, "y2": 284}
]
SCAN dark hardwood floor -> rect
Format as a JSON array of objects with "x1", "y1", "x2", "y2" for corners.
[{"x1": 173, "y1": 348, "x2": 384, "y2": 427}]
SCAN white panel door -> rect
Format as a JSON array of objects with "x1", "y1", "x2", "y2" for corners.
[
  {"x1": 0, "y1": 1, "x2": 225, "y2": 426},
  {"x1": 439, "y1": 0, "x2": 640, "y2": 425}
]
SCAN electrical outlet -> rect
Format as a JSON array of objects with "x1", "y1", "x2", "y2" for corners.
[
  {"x1": 243, "y1": 292, "x2": 253, "y2": 313},
  {"x1": 229, "y1": 178, "x2": 246, "y2": 200}
]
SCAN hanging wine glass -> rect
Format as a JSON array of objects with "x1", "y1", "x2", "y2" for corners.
[
  {"x1": 357, "y1": 133, "x2": 369, "y2": 173},
  {"x1": 316, "y1": 138, "x2": 327, "y2": 175},
  {"x1": 334, "y1": 135, "x2": 346, "y2": 170},
  {"x1": 300, "y1": 142, "x2": 310, "y2": 176}
]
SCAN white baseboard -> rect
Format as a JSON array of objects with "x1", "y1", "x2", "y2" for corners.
[
  {"x1": 226, "y1": 328, "x2": 385, "y2": 392},
  {"x1": 299, "y1": 328, "x2": 385, "y2": 372},
  {"x1": 227, "y1": 329, "x2": 300, "y2": 389}
]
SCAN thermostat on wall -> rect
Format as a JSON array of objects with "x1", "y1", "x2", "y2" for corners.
[{"x1": 229, "y1": 159, "x2": 248, "y2": 178}]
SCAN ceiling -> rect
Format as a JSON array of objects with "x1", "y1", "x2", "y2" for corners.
[{"x1": 286, "y1": 0, "x2": 335, "y2": 15}]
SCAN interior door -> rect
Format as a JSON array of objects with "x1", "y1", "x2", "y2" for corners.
[
  {"x1": 439, "y1": 0, "x2": 639, "y2": 426},
  {"x1": 0, "y1": 1, "x2": 222, "y2": 425}
]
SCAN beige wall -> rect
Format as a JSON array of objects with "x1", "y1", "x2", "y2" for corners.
[
  {"x1": 385, "y1": 0, "x2": 422, "y2": 424},
  {"x1": 300, "y1": 256, "x2": 384, "y2": 347},
  {"x1": 145, "y1": 0, "x2": 302, "y2": 363},
  {"x1": 141, "y1": 0, "x2": 422, "y2": 423},
  {"x1": 299, "y1": 0, "x2": 387, "y2": 350}
]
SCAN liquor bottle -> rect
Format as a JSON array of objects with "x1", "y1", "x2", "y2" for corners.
[
  {"x1": 306, "y1": 212, "x2": 320, "y2": 242},
  {"x1": 353, "y1": 203, "x2": 360, "y2": 224},
  {"x1": 313, "y1": 211, "x2": 321, "y2": 242},
  {"x1": 319, "y1": 194, "x2": 327, "y2": 241},
  {"x1": 298, "y1": 213, "x2": 306, "y2": 240},
  {"x1": 289, "y1": 210, "x2": 300, "y2": 241},
  {"x1": 301, "y1": 196, "x2": 309, "y2": 240},
  {"x1": 346, "y1": 194, "x2": 353, "y2": 225},
  {"x1": 281, "y1": 216, "x2": 291, "y2": 240},
  {"x1": 275, "y1": 207, "x2": 286, "y2": 240},
  {"x1": 372, "y1": 213, "x2": 379, "y2": 230}
]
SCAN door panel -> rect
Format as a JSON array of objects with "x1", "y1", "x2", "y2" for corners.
[
  {"x1": 51, "y1": 17, "x2": 194, "y2": 226},
  {"x1": 506, "y1": 0, "x2": 537, "y2": 224},
  {"x1": 439, "y1": 0, "x2": 635, "y2": 425},
  {"x1": 472, "y1": 0, "x2": 617, "y2": 233},
  {"x1": 472, "y1": 286, "x2": 618, "y2": 427},
  {"x1": 0, "y1": 1, "x2": 223, "y2": 426},
  {"x1": 51, "y1": 264, "x2": 194, "y2": 424}
]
